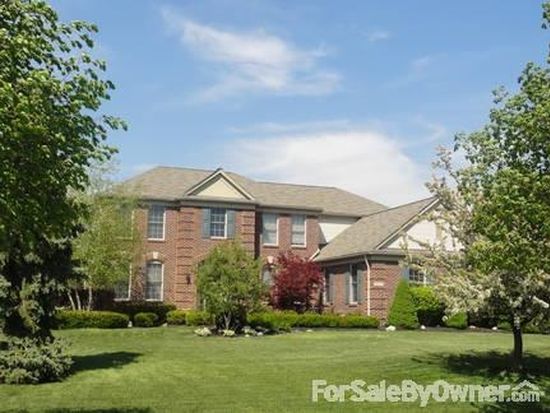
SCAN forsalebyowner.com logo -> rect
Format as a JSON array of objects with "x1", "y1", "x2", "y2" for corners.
[{"x1": 311, "y1": 379, "x2": 544, "y2": 407}]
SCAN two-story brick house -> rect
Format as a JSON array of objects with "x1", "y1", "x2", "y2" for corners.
[{"x1": 120, "y1": 166, "x2": 445, "y2": 321}]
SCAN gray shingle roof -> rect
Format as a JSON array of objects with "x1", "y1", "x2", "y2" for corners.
[
  {"x1": 121, "y1": 166, "x2": 386, "y2": 217},
  {"x1": 314, "y1": 197, "x2": 438, "y2": 262}
]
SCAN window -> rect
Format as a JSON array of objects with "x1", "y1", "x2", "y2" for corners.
[
  {"x1": 147, "y1": 205, "x2": 165, "y2": 240},
  {"x1": 323, "y1": 271, "x2": 331, "y2": 304},
  {"x1": 409, "y1": 268, "x2": 432, "y2": 285},
  {"x1": 349, "y1": 264, "x2": 359, "y2": 304},
  {"x1": 291, "y1": 215, "x2": 306, "y2": 246},
  {"x1": 145, "y1": 261, "x2": 163, "y2": 301},
  {"x1": 114, "y1": 276, "x2": 131, "y2": 301},
  {"x1": 262, "y1": 213, "x2": 278, "y2": 245},
  {"x1": 262, "y1": 267, "x2": 273, "y2": 286},
  {"x1": 210, "y1": 208, "x2": 227, "y2": 238}
]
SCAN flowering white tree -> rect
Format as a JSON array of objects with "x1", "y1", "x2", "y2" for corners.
[{"x1": 412, "y1": 3, "x2": 550, "y2": 369}]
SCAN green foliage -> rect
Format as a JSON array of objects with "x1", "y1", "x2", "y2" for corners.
[
  {"x1": 166, "y1": 310, "x2": 187, "y2": 326},
  {"x1": 410, "y1": 286, "x2": 445, "y2": 326},
  {"x1": 247, "y1": 311, "x2": 379, "y2": 332},
  {"x1": 444, "y1": 313, "x2": 468, "y2": 330},
  {"x1": 0, "y1": 0, "x2": 125, "y2": 339},
  {"x1": 108, "y1": 301, "x2": 176, "y2": 324},
  {"x1": 133, "y1": 312, "x2": 159, "y2": 328},
  {"x1": 388, "y1": 280, "x2": 419, "y2": 329},
  {"x1": 0, "y1": 337, "x2": 72, "y2": 384},
  {"x1": 72, "y1": 165, "x2": 143, "y2": 309},
  {"x1": 55, "y1": 310, "x2": 128, "y2": 329},
  {"x1": 197, "y1": 241, "x2": 265, "y2": 330},
  {"x1": 185, "y1": 310, "x2": 212, "y2": 326}
]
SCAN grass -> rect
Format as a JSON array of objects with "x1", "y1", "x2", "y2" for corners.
[{"x1": 0, "y1": 328, "x2": 549, "y2": 412}]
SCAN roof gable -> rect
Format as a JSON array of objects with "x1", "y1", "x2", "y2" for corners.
[
  {"x1": 315, "y1": 197, "x2": 438, "y2": 262},
  {"x1": 185, "y1": 169, "x2": 254, "y2": 200}
]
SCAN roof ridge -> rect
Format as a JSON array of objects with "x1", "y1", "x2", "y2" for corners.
[
  {"x1": 360, "y1": 196, "x2": 437, "y2": 219},
  {"x1": 255, "y1": 180, "x2": 338, "y2": 190}
]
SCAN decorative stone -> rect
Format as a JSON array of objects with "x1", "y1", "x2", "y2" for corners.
[{"x1": 385, "y1": 325, "x2": 396, "y2": 332}]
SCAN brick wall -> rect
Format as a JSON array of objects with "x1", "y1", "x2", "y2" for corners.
[
  {"x1": 133, "y1": 205, "x2": 320, "y2": 310},
  {"x1": 322, "y1": 260, "x2": 401, "y2": 322}
]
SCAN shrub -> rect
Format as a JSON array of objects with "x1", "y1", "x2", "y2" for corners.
[
  {"x1": 388, "y1": 280, "x2": 419, "y2": 329},
  {"x1": 410, "y1": 286, "x2": 445, "y2": 326},
  {"x1": 271, "y1": 252, "x2": 323, "y2": 312},
  {"x1": 0, "y1": 337, "x2": 72, "y2": 384},
  {"x1": 55, "y1": 310, "x2": 129, "y2": 329},
  {"x1": 186, "y1": 310, "x2": 212, "y2": 326},
  {"x1": 108, "y1": 301, "x2": 176, "y2": 324},
  {"x1": 497, "y1": 321, "x2": 512, "y2": 331},
  {"x1": 247, "y1": 311, "x2": 379, "y2": 331},
  {"x1": 166, "y1": 310, "x2": 187, "y2": 326},
  {"x1": 134, "y1": 312, "x2": 159, "y2": 327},
  {"x1": 197, "y1": 241, "x2": 265, "y2": 330},
  {"x1": 444, "y1": 312, "x2": 468, "y2": 329}
]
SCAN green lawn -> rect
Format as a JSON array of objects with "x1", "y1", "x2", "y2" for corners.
[{"x1": 0, "y1": 328, "x2": 549, "y2": 412}]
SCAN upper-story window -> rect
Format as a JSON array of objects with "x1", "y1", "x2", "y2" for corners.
[
  {"x1": 262, "y1": 213, "x2": 278, "y2": 245},
  {"x1": 202, "y1": 208, "x2": 236, "y2": 239},
  {"x1": 147, "y1": 205, "x2": 165, "y2": 240},
  {"x1": 210, "y1": 208, "x2": 227, "y2": 238},
  {"x1": 291, "y1": 215, "x2": 306, "y2": 246}
]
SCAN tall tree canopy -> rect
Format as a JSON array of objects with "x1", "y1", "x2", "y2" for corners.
[
  {"x1": 416, "y1": 3, "x2": 550, "y2": 368},
  {"x1": 0, "y1": 0, "x2": 125, "y2": 338}
]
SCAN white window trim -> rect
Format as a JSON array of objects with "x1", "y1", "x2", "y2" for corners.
[
  {"x1": 147, "y1": 205, "x2": 166, "y2": 241},
  {"x1": 291, "y1": 215, "x2": 307, "y2": 248},
  {"x1": 262, "y1": 214, "x2": 279, "y2": 247},
  {"x1": 210, "y1": 208, "x2": 228, "y2": 239},
  {"x1": 114, "y1": 271, "x2": 132, "y2": 302},
  {"x1": 349, "y1": 264, "x2": 358, "y2": 305},
  {"x1": 145, "y1": 261, "x2": 164, "y2": 302}
]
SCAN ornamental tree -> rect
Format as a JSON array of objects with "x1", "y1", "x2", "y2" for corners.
[
  {"x1": 271, "y1": 252, "x2": 323, "y2": 312},
  {"x1": 197, "y1": 241, "x2": 265, "y2": 331},
  {"x1": 412, "y1": 3, "x2": 550, "y2": 368},
  {"x1": 0, "y1": 0, "x2": 125, "y2": 339}
]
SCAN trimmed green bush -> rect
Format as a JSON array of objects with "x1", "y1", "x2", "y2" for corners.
[
  {"x1": 185, "y1": 310, "x2": 212, "y2": 326},
  {"x1": 388, "y1": 280, "x2": 419, "y2": 329},
  {"x1": 55, "y1": 310, "x2": 129, "y2": 329},
  {"x1": 134, "y1": 312, "x2": 159, "y2": 327},
  {"x1": 166, "y1": 310, "x2": 187, "y2": 326},
  {"x1": 444, "y1": 312, "x2": 468, "y2": 329},
  {"x1": 0, "y1": 337, "x2": 72, "y2": 384},
  {"x1": 410, "y1": 286, "x2": 445, "y2": 326},
  {"x1": 108, "y1": 301, "x2": 176, "y2": 324},
  {"x1": 247, "y1": 311, "x2": 379, "y2": 331}
]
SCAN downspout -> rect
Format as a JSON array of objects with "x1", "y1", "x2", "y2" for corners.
[{"x1": 363, "y1": 255, "x2": 371, "y2": 316}]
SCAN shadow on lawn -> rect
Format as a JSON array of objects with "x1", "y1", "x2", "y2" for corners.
[
  {"x1": 413, "y1": 351, "x2": 550, "y2": 412},
  {"x1": 72, "y1": 351, "x2": 141, "y2": 374}
]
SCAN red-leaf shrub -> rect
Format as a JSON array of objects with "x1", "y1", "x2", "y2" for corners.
[{"x1": 271, "y1": 252, "x2": 323, "y2": 312}]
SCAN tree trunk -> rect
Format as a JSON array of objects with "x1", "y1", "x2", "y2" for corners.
[
  {"x1": 86, "y1": 285, "x2": 93, "y2": 311},
  {"x1": 67, "y1": 292, "x2": 76, "y2": 311},
  {"x1": 512, "y1": 316, "x2": 523, "y2": 370},
  {"x1": 75, "y1": 289, "x2": 82, "y2": 311}
]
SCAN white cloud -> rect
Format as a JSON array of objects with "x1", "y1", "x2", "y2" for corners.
[
  {"x1": 223, "y1": 128, "x2": 429, "y2": 206},
  {"x1": 367, "y1": 30, "x2": 391, "y2": 43},
  {"x1": 161, "y1": 8, "x2": 340, "y2": 102}
]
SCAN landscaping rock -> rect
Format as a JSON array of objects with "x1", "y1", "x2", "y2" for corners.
[{"x1": 385, "y1": 325, "x2": 396, "y2": 332}]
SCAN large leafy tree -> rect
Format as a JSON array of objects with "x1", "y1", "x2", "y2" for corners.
[
  {"x1": 71, "y1": 161, "x2": 142, "y2": 311},
  {"x1": 197, "y1": 241, "x2": 265, "y2": 331},
  {"x1": 416, "y1": 3, "x2": 550, "y2": 368},
  {"x1": 0, "y1": 1, "x2": 125, "y2": 338}
]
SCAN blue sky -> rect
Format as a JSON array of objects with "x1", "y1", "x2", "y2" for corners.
[{"x1": 51, "y1": 0, "x2": 548, "y2": 205}]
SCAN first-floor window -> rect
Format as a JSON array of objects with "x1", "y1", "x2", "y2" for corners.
[
  {"x1": 114, "y1": 276, "x2": 131, "y2": 301},
  {"x1": 323, "y1": 271, "x2": 331, "y2": 304},
  {"x1": 145, "y1": 261, "x2": 163, "y2": 301},
  {"x1": 262, "y1": 267, "x2": 273, "y2": 286},
  {"x1": 409, "y1": 268, "x2": 432, "y2": 285},
  {"x1": 349, "y1": 264, "x2": 359, "y2": 304}
]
